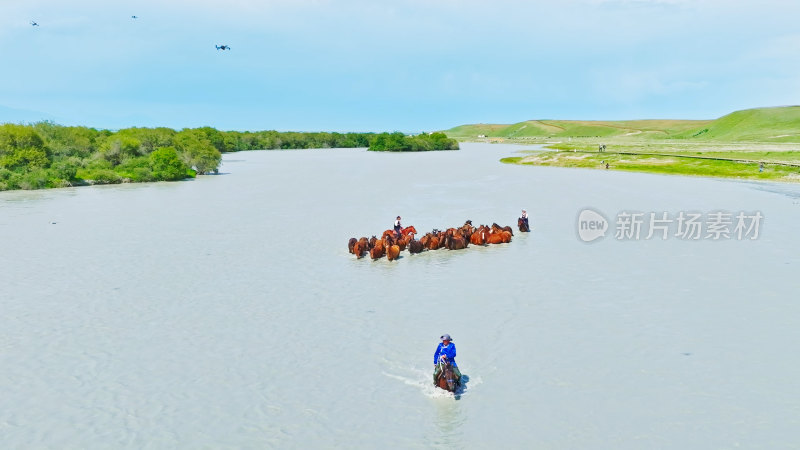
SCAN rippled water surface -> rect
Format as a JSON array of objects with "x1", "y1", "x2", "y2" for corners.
[{"x1": 2, "y1": 143, "x2": 800, "y2": 448}]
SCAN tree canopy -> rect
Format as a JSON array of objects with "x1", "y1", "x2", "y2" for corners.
[
  {"x1": 367, "y1": 132, "x2": 459, "y2": 152},
  {"x1": 0, "y1": 122, "x2": 458, "y2": 191}
]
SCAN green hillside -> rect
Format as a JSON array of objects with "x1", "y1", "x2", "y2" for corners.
[
  {"x1": 445, "y1": 106, "x2": 800, "y2": 143},
  {"x1": 670, "y1": 106, "x2": 800, "y2": 142}
]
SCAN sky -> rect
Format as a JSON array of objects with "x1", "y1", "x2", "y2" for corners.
[{"x1": 1, "y1": 0, "x2": 799, "y2": 131}]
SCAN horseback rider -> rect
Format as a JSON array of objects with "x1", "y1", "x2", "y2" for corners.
[
  {"x1": 433, "y1": 334, "x2": 462, "y2": 385},
  {"x1": 521, "y1": 209, "x2": 529, "y2": 230},
  {"x1": 394, "y1": 216, "x2": 402, "y2": 238}
]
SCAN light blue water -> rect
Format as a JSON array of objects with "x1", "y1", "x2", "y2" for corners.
[{"x1": 1, "y1": 143, "x2": 799, "y2": 448}]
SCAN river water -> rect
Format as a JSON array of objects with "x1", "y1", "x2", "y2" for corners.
[{"x1": 1, "y1": 143, "x2": 799, "y2": 448}]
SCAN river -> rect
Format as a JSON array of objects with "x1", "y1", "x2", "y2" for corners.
[{"x1": 2, "y1": 143, "x2": 799, "y2": 448}]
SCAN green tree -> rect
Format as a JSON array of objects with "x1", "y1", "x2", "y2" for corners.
[
  {"x1": 117, "y1": 127, "x2": 175, "y2": 154},
  {"x1": 149, "y1": 147, "x2": 190, "y2": 181},
  {"x1": 33, "y1": 122, "x2": 98, "y2": 158},
  {"x1": 0, "y1": 147, "x2": 51, "y2": 171},
  {"x1": 50, "y1": 157, "x2": 80, "y2": 180},
  {"x1": 0, "y1": 124, "x2": 46, "y2": 157},
  {"x1": 174, "y1": 130, "x2": 222, "y2": 174},
  {"x1": 99, "y1": 136, "x2": 143, "y2": 166}
]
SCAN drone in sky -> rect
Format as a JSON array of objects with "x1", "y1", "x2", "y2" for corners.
[
  {"x1": 30, "y1": 21, "x2": 39, "y2": 26},
  {"x1": 215, "y1": 45, "x2": 231, "y2": 51}
]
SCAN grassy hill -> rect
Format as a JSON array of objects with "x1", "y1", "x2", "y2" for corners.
[
  {"x1": 669, "y1": 107, "x2": 800, "y2": 142},
  {"x1": 445, "y1": 106, "x2": 800, "y2": 143}
]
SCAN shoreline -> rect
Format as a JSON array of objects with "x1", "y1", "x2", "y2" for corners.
[{"x1": 500, "y1": 145, "x2": 800, "y2": 184}]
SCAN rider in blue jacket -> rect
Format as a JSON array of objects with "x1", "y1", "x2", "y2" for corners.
[{"x1": 433, "y1": 334, "x2": 462, "y2": 385}]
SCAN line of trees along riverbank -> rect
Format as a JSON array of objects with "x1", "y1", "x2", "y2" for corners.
[
  {"x1": 368, "y1": 132, "x2": 459, "y2": 152},
  {"x1": 0, "y1": 123, "x2": 457, "y2": 191}
]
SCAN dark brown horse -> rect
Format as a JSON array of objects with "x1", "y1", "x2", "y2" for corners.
[
  {"x1": 425, "y1": 234, "x2": 440, "y2": 250},
  {"x1": 348, "y1": 238, "x2": 357, "y2": 254},
  {"x1": 445, "y1": 230, "x2": 467, "y2": 250},
  {"x1": 408, "y1": 238, "x2": 424, "y2": 254},
  {"x1": 398, "y1": 233, "x2": 414, "y2": 251},
  {"x1": 460, "y1": 221, "x2": 475, "y2": 238},
  {"x1": 435, "y1": 358, "x2": 459, "y2": 392},
  {"x1": 518, "y1": 217, "x2": 530, "y2": 232}
]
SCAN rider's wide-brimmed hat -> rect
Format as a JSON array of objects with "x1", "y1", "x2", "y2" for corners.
[{"x1": 440, "y1": 334, "x2": 453, "y2": 341}]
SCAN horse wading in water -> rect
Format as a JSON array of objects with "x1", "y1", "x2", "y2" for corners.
[
  {"x1": 436, "y1": 357, "x2": 458, "y2": 392},
  {"x1": 433, "y1": 334, "x2": 461, "y2": 391},
  {"x1": 518, "y1": 209, "x2": 530, "y2": 232}
]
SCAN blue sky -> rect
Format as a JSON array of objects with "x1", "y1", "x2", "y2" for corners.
[{"x1": 1, "y1": 0, "x2": 799, "y2": 131}]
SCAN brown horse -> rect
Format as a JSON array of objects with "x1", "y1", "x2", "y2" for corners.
[
  {"x1": 368, "y1": 236, "x2": 377, "y2": 250},
  {"x1": 445, "y1": 230, "x2": 467, "y2": 250},
  {"x1": 435, "y1": 358, "x2": 459, "y2": 392},
  {"x1": 370, "y1": 239, "x2": 385, "y2": 259},
  {"x1": 348, "y1": 238, "x2": 357, "y2": 254},
  {"x1": 419, "y1": 233, "x2": 430, "y2": 248},
  {"x1": 470, "y1": 228, "x2": 487, "y2": 245},
  {"x1": 493, "y1": 223, "x2": 514, "y2": 236},
  {"x1": 386, "y1": 244, "x2": 400, "y2": 261},
  {"x1": 353, "y1": 237, "x2": 369, "y2": 258},
  {"x1": 383, "y1": 235, "x2": 400, "y2": 261},
  {"x1": 450, "y1": 236, "x2": 467, "y2": 250},
  {"x1": 437, "y1": 231, "x2": 448, "y2": 249},
  {"x1": 401, "y1": 225, "x2": 417, "y2": 236},
  {"x1": 460, "y1": 221, "x2": 475, "y2": 237},
  {"x1": 487, "y1": 230, "x2": 504, "y2": 244},
  {"x1": 398, "y1": 233, "x2": 414, "y2": 251},
  {"x1": 426, "y1": 234, "x2": 440, "y2": 250},
  {"x1": 383, "y1": 225, "x2": 417, "y2": 240},
  {"x1": 408, "y1": 238, "x2": 424, "y2": 254}
]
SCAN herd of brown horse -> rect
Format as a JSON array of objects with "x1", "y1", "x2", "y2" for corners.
[{"x1": 348, "y1": 220, "x2": 524, "y2": 261}]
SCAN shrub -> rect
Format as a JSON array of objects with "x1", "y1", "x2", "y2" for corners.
[
  {"x1": 50, "y1": 158, "x2": 80, "y2": 181},
  {"x1": 81, "y1": 169, "x2": 122, "y2": 184},
  {"x1": 18, "y1": 169, "x2": 50, "y2": 190}
]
